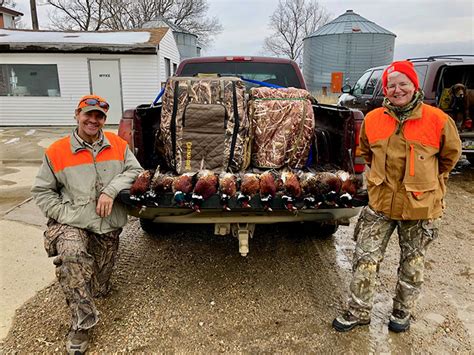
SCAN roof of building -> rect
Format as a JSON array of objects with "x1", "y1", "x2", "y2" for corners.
[
  {"x1": 0, "y1": 27, "x2": 169, "y2": 54},
  {"x1": 143, "y1": 15, "x2": 196, "y2": 37},
  {"x1": 306, "y1": 9, "x2": 395, "y2": 38},
  {"x1": 0, "y1": 6, "x2": 24, "y2": 17}
]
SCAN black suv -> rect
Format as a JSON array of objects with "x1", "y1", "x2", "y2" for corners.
[{"x1": 337, "y1": 55, "x2": 474, "y2": 163}]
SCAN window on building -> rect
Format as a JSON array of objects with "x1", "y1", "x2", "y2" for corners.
[
  {"x1": 165, "y1": 58, "x2": 171, "y2": 79},
  {"x1": 173, "y1": 63, "x2": 177, "y2": 75},
  {"x1": 0, "y1": 64, "x2": 61, "y2": 97}
]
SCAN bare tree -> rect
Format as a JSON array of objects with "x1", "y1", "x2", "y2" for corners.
[
  {"x1": 263, "y1": 0, "x2": 330, "y2": 63},
  {"x1": 45, "y1": 0, "x2": 222, "y2": 47},
  {"x1": 47, "y1": 0, "x2": 113, "y2": 31}
]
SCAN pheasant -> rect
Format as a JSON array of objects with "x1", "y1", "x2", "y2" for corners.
[
  {"x1": 172, "y1": 172, "x2": 196, "y2": 207},
  {"x1": 280, "y1": 170, "x2": 302, "y2": 211},
  {"x1": 237, "y1": 173, "x2": 260, "y2": 208},
  {"x1": 259, "y1": 170, "x2": 279, "y2": 211},
  {"x1": 219, "y1": 172, "x2": 238, "y2": 211},
  {"x1": 192, "y1": 170, "x2": 218, "y2": 212}
]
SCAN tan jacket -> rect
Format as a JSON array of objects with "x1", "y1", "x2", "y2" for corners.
[
  {"x1": 32, "y1": 131, "x2": 143, "y2": 234},
  {"x1": 360, "y1": 103, "x2": 461, "y2": 220}
]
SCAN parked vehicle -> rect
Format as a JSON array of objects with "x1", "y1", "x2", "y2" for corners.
[
  {"x1": 337, "y1": 55, "x2": 474, "y2": 164},
  {"x1": 118, "y1": 56, "x2": 366, "y2": 255}
]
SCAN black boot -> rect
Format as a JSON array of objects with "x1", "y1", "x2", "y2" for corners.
[{"x1": 388, "y1": 309, "x2": 410, "y2": 332}]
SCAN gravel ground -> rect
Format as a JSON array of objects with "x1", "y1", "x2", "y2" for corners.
[{"x1": 1, "y1": 162, "x2": 473, "y2": 353}]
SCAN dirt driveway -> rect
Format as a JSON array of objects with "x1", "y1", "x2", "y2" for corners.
[{"x1": 1, "y1": 162, "x2": 472, "y2": 353}]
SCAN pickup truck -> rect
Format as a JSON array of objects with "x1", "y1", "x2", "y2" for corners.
[
  {"x1": 118, "y1": 56, "x2": 366, "y2": 256},
  {"x1": 338, "y1": 55, "x2": 474, "y2": 164}
]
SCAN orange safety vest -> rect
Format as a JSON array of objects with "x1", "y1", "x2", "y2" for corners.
[{"x1": 46, "y1": 132, "x2": 127, "y2": 173}]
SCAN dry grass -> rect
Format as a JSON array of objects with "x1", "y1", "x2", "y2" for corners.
[{"x1": 313, "y1": 93, "x2": 339, "y2": 105}]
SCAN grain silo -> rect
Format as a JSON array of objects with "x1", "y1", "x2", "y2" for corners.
[
  {"x1": 303, "y1": 9, "x2": 396, "y2": 93},
  {"x1": 143, "y1": 16, "x2": 200, "y2": 60}
]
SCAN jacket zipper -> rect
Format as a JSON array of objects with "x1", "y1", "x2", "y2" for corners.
[{"x1": 409, "y1": 144, "x2": 415, "y2": 177}]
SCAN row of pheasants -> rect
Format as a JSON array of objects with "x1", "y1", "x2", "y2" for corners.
[{"x1": 130, "y1": 168, "x2": 360, "y2": 212}]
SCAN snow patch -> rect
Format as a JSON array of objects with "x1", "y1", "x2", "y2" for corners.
[
  {"x1": 5, "y1": 138, "x2": 20, "y2": 144},
  {"x1": 0, "y1": 29, "x2": 151, "y2": 45}
]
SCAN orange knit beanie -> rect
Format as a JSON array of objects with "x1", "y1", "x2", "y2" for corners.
[{"x1": 382, "y1": 60, "x2": 419, "y2": 91}]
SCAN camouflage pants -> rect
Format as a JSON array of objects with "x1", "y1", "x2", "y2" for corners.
[
  {"x1": 348, "y1": 206, "x2": 440, "y2": 320},
  {"x1": 44, "y1": 219, "x2": 121, "y2": 330}
]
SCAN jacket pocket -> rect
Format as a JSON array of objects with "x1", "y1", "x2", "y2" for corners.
[
  {"x1": 402, "y1": 181, "x2": 439, "y2": 220},
  {"x1": 104, "y1": 203, "x2": 128, "y2": 229},
  {"x1": 366, "y1": 174, "x2": 384, "y2": 212},
  {"x1": 58, "y1": 195, "x2": 91, "y2": 228}
]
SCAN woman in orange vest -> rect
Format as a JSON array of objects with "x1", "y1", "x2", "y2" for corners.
[{"x1": 332, "y1": 61, "x2": 461, "y2": 333}]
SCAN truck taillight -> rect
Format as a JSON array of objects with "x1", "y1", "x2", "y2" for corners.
[
  {"x1": 354, "y1": 119, "x2": 365, "y2": 174},
  {"x1": 225, "y1": 56, "x2": 252, "y2": 61},
  {"x1": 118, "y1": 118, "x2": 134, "y2": 152}
]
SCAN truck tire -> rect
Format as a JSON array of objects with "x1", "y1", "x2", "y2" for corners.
[
  {"x1": 467, "y1": 154, "x2": 474, "y2": 166},
  {"x1": 297, "y1": 222, "x2": 339, "y2": 238},
  {"x1": 315, "y1": 222, "x2": 339, "y2": 238},
  {"x1": 139, "y1": 218, "x2": 159, "y2": 235}
]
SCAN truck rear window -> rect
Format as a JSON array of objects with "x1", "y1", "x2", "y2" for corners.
[{"x1": 179, "y1": 62, "x2": 302, "y2": 88}]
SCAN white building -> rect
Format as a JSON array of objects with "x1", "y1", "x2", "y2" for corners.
[
  {"x1": 0, "y1": 6, "x2": 23, "y2": 29},
  {"x1": 0, "y1": 28, "x2": 180, "y2": 125}
]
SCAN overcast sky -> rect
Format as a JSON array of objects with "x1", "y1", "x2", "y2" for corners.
[{"x1": 16, "y1": 0, "x2": 474, "y2": 60}]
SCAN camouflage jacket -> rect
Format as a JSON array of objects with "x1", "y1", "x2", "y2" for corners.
[{"x1": 32, "y1": 130, "x2": 143, "y2": 234}]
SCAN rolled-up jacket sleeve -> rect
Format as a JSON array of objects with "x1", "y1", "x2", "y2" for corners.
[
  {"x1": 101, "y1": 146, "x2": 143, "y2": 199},
  {"x1": 439, "y1": 115, "x2": 462, "y2": 175},
  {"x1": 31, "y1": 155, "x2": 63, "y2": 220}
]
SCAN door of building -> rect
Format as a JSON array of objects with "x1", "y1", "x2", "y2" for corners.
[{"x1": 89, "y1": 60, "x2": 123, "y2": 124}]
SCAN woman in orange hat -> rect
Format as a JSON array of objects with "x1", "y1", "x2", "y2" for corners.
[{"x1": 333, "y1": 61, "x2": 461, "y2": 333}]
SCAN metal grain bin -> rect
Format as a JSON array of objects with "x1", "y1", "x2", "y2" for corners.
[
  {"x1": 303, "y1": 10, "x2": 396, "y2": 93},
  {"x1": 143, "y1": 16, "x2": 200, "y2": 60}
]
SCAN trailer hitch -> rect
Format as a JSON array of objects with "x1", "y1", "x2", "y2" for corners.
[{"x1": 231, "y1": 223, "x2": 255, "y2": 257}]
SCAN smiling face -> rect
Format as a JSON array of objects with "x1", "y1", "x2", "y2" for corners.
[
  {"x1": 385, "y1": 72, "x2": 416, "y2": 107},
  {"x1": 75, "y1": 109, "x2": 106, "y2": 143}
]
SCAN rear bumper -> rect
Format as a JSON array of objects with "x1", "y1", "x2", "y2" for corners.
[
  {"x1": 460, "y1": 131, "x2": 474, "y2": 155},
  {"x1": 119, "y1": 190, "x2": 364, "y2": 224}
]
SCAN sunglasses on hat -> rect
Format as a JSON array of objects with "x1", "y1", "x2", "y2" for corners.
[{"x1": 78, "y1": 98, "x2": 110, "y2": 112}]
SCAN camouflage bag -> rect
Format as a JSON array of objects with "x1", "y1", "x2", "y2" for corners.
[
  {"x1": 159, "y1": 76, "x2": 251, "y2": 174},
  {"x1": 249, "y1": 87, "x2": 315, "y2": 169}
]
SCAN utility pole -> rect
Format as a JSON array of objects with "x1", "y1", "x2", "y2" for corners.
[{"x1": 30, "y1": 0, "x2": 39, "y2": 29}]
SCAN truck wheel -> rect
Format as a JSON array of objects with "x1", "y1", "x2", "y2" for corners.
[
  {"x1": 139, "y1": 218, "x2": 158, "y2": 234},
  {"x1": 467, "y1": 154, "x2": 474, "y2": 166},
  {"x1": 315, "y1": 222, "x2": 339, "y2": 238},
  {"x1": 298, "y1": 222, "x2": 338, "y2": 238}
]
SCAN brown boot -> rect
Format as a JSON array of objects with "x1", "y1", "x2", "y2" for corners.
[{"x1": 66, "y1": 328, "x2": 89, "y2": 355}]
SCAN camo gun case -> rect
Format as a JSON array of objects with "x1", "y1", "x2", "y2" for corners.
[
  {"x1": 159, "y1": 76, "x2": 251, "y2": 174},
  {"x1": 249, "y1": 87, "x2": 315, "y2": 169}
]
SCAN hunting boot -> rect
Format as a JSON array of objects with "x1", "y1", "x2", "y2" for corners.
[
  {"x1": 66, "y1": 328, "x2": 89, "y2": 355},
  {"x1": 332, "y1": 311, "x2": 371, "y2": 332},
  {"x1": 388, "y1": 309, "x2": 411, "y2": 332}
]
